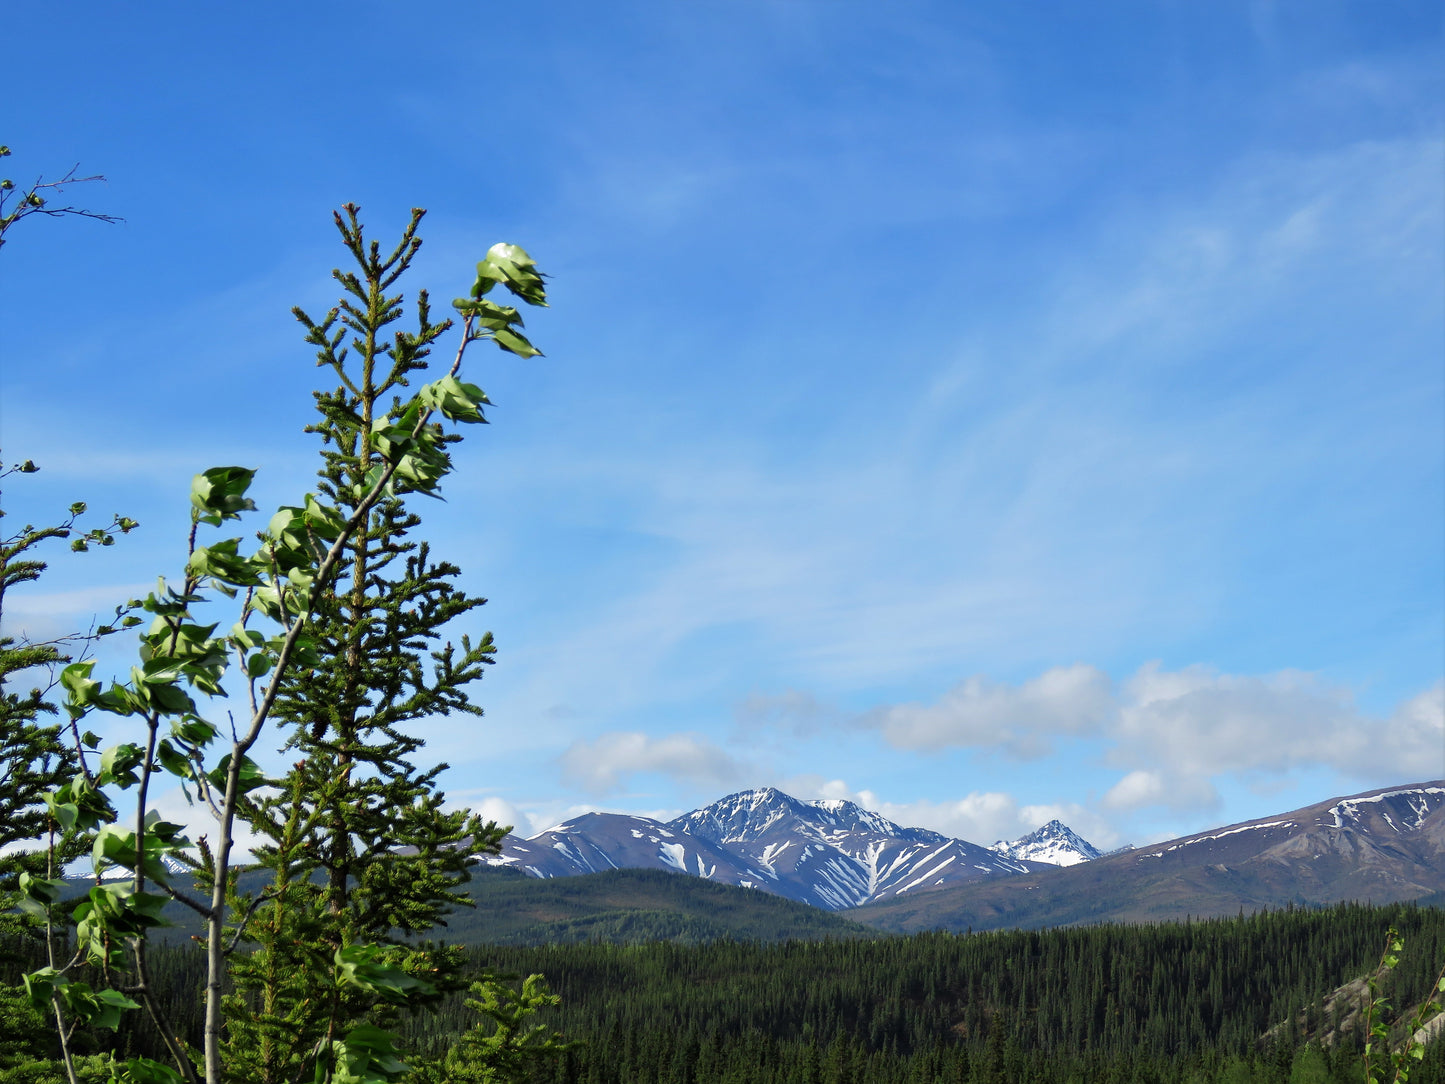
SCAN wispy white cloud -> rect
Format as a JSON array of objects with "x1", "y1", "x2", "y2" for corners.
[
  {"x1": 858, "y1": 664, "x2": 1113, "y2": 756},
  {"x1": 734, "y1": 688, "x2": 839, "y2": 738},
  {"x1": 558, "y1": 730, "x2": 750, "y2": 796},
  {"x1": 451, "y1": 129, "x2": 1443, "y2": 760},
  {"x1": 0, "y1": 582, "x2": 155, "y2": 646},
  {"x1": 1101, "y1": 770, "x2": 1220, "y2": 814}
]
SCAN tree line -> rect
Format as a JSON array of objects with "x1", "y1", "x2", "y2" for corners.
[{"x1": 8, "y1": 898, "x2": 1441, "y2": 1082}]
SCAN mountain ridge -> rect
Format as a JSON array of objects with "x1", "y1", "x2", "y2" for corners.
[
  {"x1": 483, "y1": 785, "x2": 1067, "y2": 909},
  {"x1": 851, "y1": 779, "x2": 1445, "y2": 932},
  {"x1": 482, "y1": 781, "x2": 1444, "y2": 924}
]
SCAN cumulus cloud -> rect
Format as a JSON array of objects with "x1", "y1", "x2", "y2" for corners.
[
  {"x1": 1374, "y1": 682, "x2": 1445, "y2": 776},
  {"x1": 469, "y1": 795, "x2": 531, "y2": 837},
  {"x1": 855, "y1": 661, "x2": 1441, "y2": 785},
  {"x1": 558, "y1": 731, "x2": 748, "y2": 796},
  {"x1": 1110, "y1": 665, "x2": 1443, "y2": 785},
  {"x1": 816, "y1": 662, "x2": 1443, "y2": 821},
  {"x1": 859, "y1": 663, "x2": 1114, "y2": 756},
  {"x1": 878, "y1": 791, "x2": 1033, "y2": 846}
]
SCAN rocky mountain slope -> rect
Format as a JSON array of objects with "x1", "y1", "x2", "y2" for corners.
[{"x1": 852, "y1": 781, "x2": 1445, "y2": 932}]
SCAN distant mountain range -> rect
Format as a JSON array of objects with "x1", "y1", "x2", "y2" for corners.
[
  {"x1": 484, "y1": 786, "x2": 1076, "y2": 909},
  {"x1": 483, "y1": 781, "x2": 1445, "y2": 926}
]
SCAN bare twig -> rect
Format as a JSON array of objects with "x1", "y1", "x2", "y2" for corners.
[{"x1": 0, "y1": 156, "x2": 123, "y2": 249}]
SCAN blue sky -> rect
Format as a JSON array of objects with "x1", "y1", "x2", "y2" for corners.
[{"x1": 3, "y1": 2, "x2": 1441, "y2": 853}]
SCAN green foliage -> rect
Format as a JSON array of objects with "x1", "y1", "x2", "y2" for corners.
[
  {"x1": 14, "y1": 205, "x2": 564, "y2": 1084},
  {"x1": 416, "y1": 973, "x2": 573, "y2": 1083},
  {"x1": 0, "y1": 455, "x2": 139, "y2": 1080},
  {"x1": 1364, "y1": 927, "x2": 1445, "y2": 1084},
  {"x1": 0, "y1": 461, "x2": 139, "y2": 921},
  {"x1": 19, "y1": 901, "x2": 1442, "y2": 1083}
]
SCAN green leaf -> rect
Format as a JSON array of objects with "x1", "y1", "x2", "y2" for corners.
[
  {"x1": 188, "y1": 536, "x2": 263, "y2": 586},
  {"x1": 16, "y1": 872, "x2": 64, "y2": 918},
  {"x1": 335, "y1": 944, "x2": 436, "y2": 1003},
  {"x1": 156, "y1": 739, "x2": 191, "y2": 778},
  {"x1": 18, "y1": 870, "x2": 64, "y2": 903},
  {"x1": 146, "y1": 680, "x2": 197, "y2": 715},
  {"x1": 190, "y1": 465, "x2": 258, "y2": 526},
  {"x1": 420, "y1": 373, "x2": 490, "y2": 423},
  {"x1": 491, "y1": 325, "x2": 542, "y2": 359},
  {"x1": 59, "y1": 982, "x2": 140, "y2": 1030},
  {"x1": 327, "y1": 1024, "x2": 413, "y2": 1083},
  {"x1": 172, "y1": 717, "x2": 217, "y2": 744},
  {"x1": 471, "y1": 241, "x2": 548, "y2": 307},
  {"x1": 207, "y1": 752, "x2": 270, "y2": 795},
  {"x1": 99, "y1": 742, "x2": 145, "y2": 788},
  {"x1": 304, "y1": 493, "x2": 346, "y2": 540},
  {"x1": 22, "y1": 966, "x2": 63, "y2": 1009},
  {"x1": 60, "y1": 660, "x2": 101, "y2": 705}
]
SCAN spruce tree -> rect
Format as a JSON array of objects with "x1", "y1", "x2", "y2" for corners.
[{"x1": 220, "y1": 205, "x2": 549, "y2": 1082}]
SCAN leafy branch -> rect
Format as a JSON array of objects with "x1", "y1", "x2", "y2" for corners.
[{"x1": 1363, "y1": 926, "x2": 1445, "y2": 1084}]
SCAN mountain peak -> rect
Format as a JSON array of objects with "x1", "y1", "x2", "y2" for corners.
[
  {"x1": 668, "y1": 788, "x2": 808, "y2": 846},
  {"x1": 990, "y1": 819, "x2": 1102, "y2": 867},
  {"x1": 669, "y1": 788, "x2": 944, "y2": 849}
]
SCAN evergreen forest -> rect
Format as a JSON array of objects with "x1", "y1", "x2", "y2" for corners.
[{"x1": 5, "y1": 898, "x2": 1441, "y2": 1083}]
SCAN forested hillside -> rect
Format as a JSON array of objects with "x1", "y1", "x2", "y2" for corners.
[
  {"x1": 447, "y1": 867, "x2": 875, "y2": 944},
  {"x1": 30, "y1": 899, "x2": 1438, "y2": 1083},
  {"x1": 430, "y1": 900, "x2": 1443, "y2": 1083}
]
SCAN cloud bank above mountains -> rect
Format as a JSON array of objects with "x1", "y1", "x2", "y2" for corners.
[{"x1": 559, "y1": 664, "x2": 1442, "y2": 847}]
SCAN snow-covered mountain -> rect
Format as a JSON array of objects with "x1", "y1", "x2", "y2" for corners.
[
  {"x1": 481, "y1": 787, "x2": 1070, "y2": 910},
  {"x1": 990, "y1": 819, "x2": 1102, "y2": 867},
  {"x1": 855, "y1": 781, "x2": 1445, "y2": 933}
]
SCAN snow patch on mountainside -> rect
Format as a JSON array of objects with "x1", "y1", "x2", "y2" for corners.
[
  {"x1": 658, "y1": 842, "x2": 687, "y2": 872},
  {"x1": 1326, "y1": 787, "x2": 1445, "y2": 830}
]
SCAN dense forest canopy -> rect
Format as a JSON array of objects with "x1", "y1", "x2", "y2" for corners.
[{"x1": 6, "y1": 899, "x2": 1440, "y2": 1083}]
